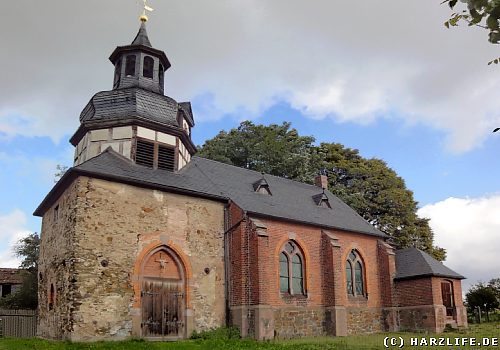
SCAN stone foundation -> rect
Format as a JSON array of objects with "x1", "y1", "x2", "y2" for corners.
[
  {"x1": 274, "y1": 307, "x2": 327, "y2": 338},
  {"x1": 346, "y1": 307, "x2": 384, "y2": 335}
]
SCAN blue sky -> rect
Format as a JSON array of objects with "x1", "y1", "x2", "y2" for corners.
[{"x1": 0, "y1": 1, "x2": 499, "y2": 292}]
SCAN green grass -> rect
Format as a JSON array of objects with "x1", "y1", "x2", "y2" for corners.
[{"x1": 0, "y1": 322, "x2": 498, "y2": 350}]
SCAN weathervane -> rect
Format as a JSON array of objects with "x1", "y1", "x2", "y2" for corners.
[{"x1": 139, "y1": 0, "x2": 154, "y2": 22}]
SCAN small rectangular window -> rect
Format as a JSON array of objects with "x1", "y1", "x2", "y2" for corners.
[
  {"x1": 53, "y1": 205, "x2": 59, "y2": 222},
  {"x1": 1, "y1": 284, "x2": 12, "y2": 297}
]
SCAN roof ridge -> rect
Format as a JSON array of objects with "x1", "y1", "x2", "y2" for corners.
[{"x1": 192, "y1": 156, "x2": 328, "y2": 191}]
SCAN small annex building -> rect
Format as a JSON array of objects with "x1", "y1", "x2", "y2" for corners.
[
  {"x1": 34, "y1": 19, "x2": 467, "y2": 341},
  {"x1": 0, "y1": 268, "x2": 23, "y2": 298}
]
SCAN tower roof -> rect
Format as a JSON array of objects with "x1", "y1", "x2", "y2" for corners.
[
  {"x1": 131, "y1": 21, "x2": 152, "y2": 47},
  {"x1": 109, "y1": 22, "x2": 170, "y2": 70}
]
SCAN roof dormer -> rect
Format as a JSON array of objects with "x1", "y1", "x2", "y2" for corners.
[
  {"x1": 253, "y1": 177, "x2": 272, "y2": 195},
  {"x1": 313, "y1": 190, "x2": 331, "y2": 208}
]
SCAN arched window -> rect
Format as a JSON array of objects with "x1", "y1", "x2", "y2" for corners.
[
  {"x1": 346, "y1": 250, "x2": 365, "y2": 296},
  {"x1": 279, "y1": 241, "x2": 305, "y2": 295},
  {"x1": 143, "y1": 56, "x2": 154, "y2": 79},
  {"x1": 125, "y1": 55, "x2": 136, "y2": 77}
]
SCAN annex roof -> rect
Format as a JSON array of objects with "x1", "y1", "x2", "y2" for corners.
[
  {"x1": 395, "y1": 247, "x2": 465, "y2": 280},
  {"x1": 0, "y1": 268, "x2": 22, "y2": 285}
]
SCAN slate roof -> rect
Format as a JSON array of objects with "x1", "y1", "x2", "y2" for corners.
[
  {"x1": 0, "y1": 268, "x2": 22, "y2": 285},
  {"x1": 179, "y1": 102, "x2": 195, "y2": 127},
  {"x1": 35, "y1": 149, "x2": 386, "y2": 238},
  {"x1": 109, "y1": 23, "x2": 170, "y2": 69},
  {"x1": 80, "y1": 88, "x2": 179, "y2": 128},
  {"x1": 131, "y1": 21, "x2": 152, "y2": 47},
  {"x1": 395, "y1": 247, "x2": 465, "y2": 280},
  {"x1": 191, "y1": 157, "x2": 385, "y2": 237}
]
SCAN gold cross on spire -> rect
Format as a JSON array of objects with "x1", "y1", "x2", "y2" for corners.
[{"x1": 139, "y1": 0, "x2": 154, "y2": 22}]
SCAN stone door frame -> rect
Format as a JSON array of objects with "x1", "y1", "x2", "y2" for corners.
[
  {"x1": 440, "y1": 280, "x2": 455, "y2": 319},
  {"x1": 131, "y1": 241, "x2": 193, "y2": 339}
]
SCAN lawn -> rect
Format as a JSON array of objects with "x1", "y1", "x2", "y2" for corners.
[{"x1": 0, "y1": 322, "x2": 498, "y2": 350}]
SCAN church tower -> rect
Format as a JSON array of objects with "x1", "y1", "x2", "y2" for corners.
[
  {"x1": 70, "y1": 17, "x2": 195, "y2": 171},
  {"x1": 36, "y1": 13, "x2": 228, "y2": 341}
]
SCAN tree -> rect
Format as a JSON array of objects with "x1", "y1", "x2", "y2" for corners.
[
  {"x1": 488, "y1": 277, "x2": 500, "y2": 301},
  {"x1": 317, "y1": 143, "x2": 445, "y2": 260},
  {"x1": 0, "y1": 233, "x2": 39, "y2": 309},
  {"x1": 54, "y1": 164, "x2": 69, "y2": 183},
  {"x1": 198, "y1": 121, "x2": 319, "y2": 183},
  {"x1": 466, "y1": 282, "x2": 499, "y2": 321},
  {"x1": 444, "y1": 0, "x2": 500, "y2": 43},
  {"x1": 198, "y1": 121, "x2": 445, "y2": 260},
  {"x1": 443, "y1": 0, "x2": 500, "y2": 64}
]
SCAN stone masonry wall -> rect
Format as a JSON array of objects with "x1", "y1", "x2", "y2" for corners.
[
  {"x1": 346, "y1": 307, "x2": 384, "y2": 334},
  {"x1": 41, "y1": 176, "x2": 226, "y2": 341},
  {"x1": 38, "y1": 179, "x2": 81, "y2": 340},
  {"x1": 274, "y1": 308, "x2": 327, "y2": 338}
]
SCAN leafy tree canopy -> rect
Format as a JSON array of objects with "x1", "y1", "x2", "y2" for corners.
[
  {"x1": 0, "y1": 233, "x2": 39, "y2": 309},
  {"x1": 198, "y1": 121, "x2": 445, "y2": 260},
  {"x1": 466, "y1": 280, "x2": 500, "y2": 315},
  {"x1": 487, "y1": 278, "x2": 500, "y2": 301},
  {"x1": 444, "y1": 0, "x2": 500, "y2": 44}
]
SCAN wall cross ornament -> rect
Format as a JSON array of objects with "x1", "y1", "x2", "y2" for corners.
[{"x1": 155, "y1": 253, "x2": 169, "y2": 269}]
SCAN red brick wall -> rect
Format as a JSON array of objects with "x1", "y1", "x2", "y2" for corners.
[
  {"x1": 230, "y1": 214, "x2": 389, "y2": 309},
  {"x1": 227, "y1": 203, "x2": 246, "y2": 306},
  {"x1": 396, "y1": 278, "x2": 434, "y2": 307},
  {"x1": 377, "y1": 242, "x2": 396, "y2": 307},
  {"x1": 430, "y1": 277, "x2": 464, "y2": 307}
]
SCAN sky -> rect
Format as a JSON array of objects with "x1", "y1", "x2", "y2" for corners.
[{"x1": 0, "y1": 1, "x2": 499, "y2": 294}]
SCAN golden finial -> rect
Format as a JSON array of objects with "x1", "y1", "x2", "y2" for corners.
[{"x1": 139, "y1": 0, "x2": 154, "y2": 22}]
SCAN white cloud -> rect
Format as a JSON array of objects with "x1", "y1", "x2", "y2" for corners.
[
  {"x1": 0, "y1": 151, "x2": 71, "y2": 186},
  {"x1": 0, "y1": 210, "x2": 33, "y2": 268},
  {"x1": 418, "y1": 195, "x2": 500, "y2": 293},
  {"x1": 0, "y1": 1, "x2": 499, "y2": 151}
]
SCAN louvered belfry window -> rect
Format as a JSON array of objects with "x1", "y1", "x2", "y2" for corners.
[
  {"x1": 158, "y1": 145, "x2": 175, "y2": 171},
  {"x1": 135, "y1": 139, "x2": 175, "y2": 172},
  {"x1": 136, "y1": 139, "x2": 155, "y2": 168}
]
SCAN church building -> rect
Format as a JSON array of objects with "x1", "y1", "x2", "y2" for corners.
[{"x1": 34, "y1": 18, "x2": 467, "y2": 341}]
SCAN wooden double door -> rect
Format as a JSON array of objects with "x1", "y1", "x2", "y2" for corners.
[{"x1": 141, "y1": 279, "x2": 184, "y2": 337}]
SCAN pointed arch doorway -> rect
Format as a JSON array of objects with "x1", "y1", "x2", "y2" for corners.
[{"x1": 139, "y1": 246, "x2": 186, "y2": 339}]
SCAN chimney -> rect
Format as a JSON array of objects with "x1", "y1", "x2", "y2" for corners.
[{"x1": 314, "y1": 174, "x2": 328, "y2": 190}]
